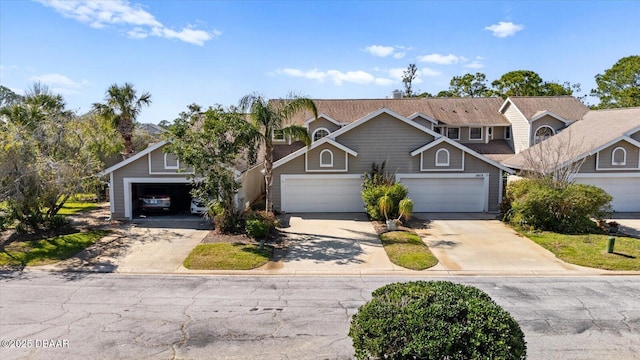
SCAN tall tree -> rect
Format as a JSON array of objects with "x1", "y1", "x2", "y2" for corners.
[
  {"x1": 0, "y1": 85, "x2": 23, "y2": 108},
  {"x1": 591, "y1": 55, "x2": 640, "y2": 109},
  {"x1": 92, "y1": 83, "x2": 152, "y2": 159},
  {"x1": 448, "y1": 72, "x2": 490, "y2": 97},
  {"x1": 491, "y1": 70, "x2": 578, "y2": 98},
  {"x1": 0, "y1": 86, "x2": 102, "y2": 232},
  {"x1": 239, "y1": 94, "x2": 317, "y2": 212},
  {"x1": 165, "y1": 104, "x2": 258, "y2": 232},
  {"x1": 402, "y1": 64, "x2": 418, "y2": 97}
]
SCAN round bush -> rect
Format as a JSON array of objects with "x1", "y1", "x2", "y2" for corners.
[{"x1": 349, "y1": 281, "x2": 526, "y2": 360}]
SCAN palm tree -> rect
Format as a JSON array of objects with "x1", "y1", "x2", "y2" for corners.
[
  {"x1": 92, "y1": 83, "x2": 152, "y2": 159},
  {"x1": 240, "y1": 94, "x2": 317, "y2": 212}
]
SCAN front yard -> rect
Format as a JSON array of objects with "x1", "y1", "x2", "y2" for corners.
[
  {"x1": 525, "y1": 232, "x2": 640, "y2": 271},
  {"x1": 379, "y1": 231, "x2": 438, "y2": 270},
  {"x1": 183, "y1": 243, "x2": 271, "y2": 270}
]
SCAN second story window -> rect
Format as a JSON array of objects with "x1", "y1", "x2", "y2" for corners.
[
  {"x1": 312, "y1": 128, "x2": 329, "y2": 142},
  {"x1": 273, "y1": 129, "x2": 285, "y2": 142},
  {"x1": 447, "y1": 127, "x2": 460, "y2": 140},
  {"x1": 469, "y1": 127, "x2": 482, "y2": 140}
]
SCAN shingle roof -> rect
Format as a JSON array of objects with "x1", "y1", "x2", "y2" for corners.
[
  {"x1": 279, "y1": 97, "x2": 510, "y2": 126},
  {"x1": 503, "y1": 107, "x2": 640, "y2": 169},
  {"x1": 506, "y1": 96, "x2": 589, "y2": 121}
]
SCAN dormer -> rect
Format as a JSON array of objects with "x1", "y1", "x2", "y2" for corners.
[{"x1": 304, "y1": 113, "x2": 343, "y2": 142}]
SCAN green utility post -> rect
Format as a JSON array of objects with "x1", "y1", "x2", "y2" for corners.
[{"x1": 607, "y1": 237, "x2": 615, "y2": 253}]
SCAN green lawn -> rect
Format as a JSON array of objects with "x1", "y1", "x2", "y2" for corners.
[
  {"x1": 0, "y1": 230, "x2": 110, "y2": 267},
  {"x1": 184, "y1": 243, "x2": 271, "y2": 270},
  {"x1": 525, "y1": 232, "x2": 640, "y2": 271},
  {"x1": 57, "y1": 202, "x2": 99, "y2": 215},
  {"x1": 380, "y1": 231, "x2": 439, "y2": 270}
]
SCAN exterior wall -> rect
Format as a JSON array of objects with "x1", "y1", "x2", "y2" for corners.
[
  {"x1": 530, "y1": 115, "x2": 566, "y2": 146},
  {"x1": 239, "y1": 164, "x2": 265, "y2": 210},
  {"x1": 306, "y1": 143, "x2": 348, "y2": 171},
  {"x1": 457, "y1": 126, "x2": 486, "y2": 144},
  {"x1": 630, "y1": 130, "x2": 640, "y2": 142},
  {"x1": 420, "y1": 143, "x2": 464, "y2": 171},
  {"x1": 502, "y1": 102, "x2": 530, "y2": 154},
  {"x1": 272, "y1": 113, "x2": 505, "y2": 212},
  {"x1": 410, "y1": 116, "x2": 434, "y2": 130},
  {"x1": 148, "y1": 148, "x2": 192, "y2": 174},
  {"x1": 308, "y1": 117, "x2": 341, "y2": 138},
  {"x1": 595, "y1": 141, "x2": 640, "y2": 170},
  {"x1": 579, "y1": 148, "x2": 640, "y2": 173}
]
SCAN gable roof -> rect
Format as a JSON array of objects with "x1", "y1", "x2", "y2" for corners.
[
  {"x1": 499, "y1": 96, "x2": 589, "y2": 121},
  {"x1": 100, "y1": 140, "x2": 168, "y2": 176},
  {"x1": 503, "y1": 107, "x2": 640, "y2": 170},
  {"x1": 280, "y1": 97, "x2": 509, "y2": 127},
  {"x1": 410, "y1": 137, "x2": 514, "y2": 173}
]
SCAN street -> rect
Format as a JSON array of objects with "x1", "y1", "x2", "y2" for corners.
[{"x1": 1, "y1": 272, "x2": 639, "y2": 359}]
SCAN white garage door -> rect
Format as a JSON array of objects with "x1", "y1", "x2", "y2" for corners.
[
  {"x1": 574, "y1": 176, "x2": 640, "y2": 212},
  {"x1": 281, "y1": 175, "x2": 364, "y2": 212},
  {"x1": 398, "y1": 175, "x2": 487, "y2": 212}
]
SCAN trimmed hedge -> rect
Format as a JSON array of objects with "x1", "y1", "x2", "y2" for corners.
[{"x1": 349, "y1": 281, "x2": 526, "y2": 360}]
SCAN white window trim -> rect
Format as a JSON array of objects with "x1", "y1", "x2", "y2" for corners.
[
  {"x1": 312, "y1": 127, "x2": 330, "y2": 142},
  {"x1": 319, "y1": 149, "x2": 334, "y2": 167},
  {"x1": 611, "y1": 147, "x2": 627, "y2": 165},
  {"x1": 435, "y1": 148, "x2": 450, "y2": 166},
  {"x1": 419, "y1": 150, "x2": 465, "y2": 172},
  {"x1": 272, "y1": 129, "x2": 286, "y2": 143},
  {"x1": 504, "y1": 126, "x2": 512, "y2": 140},
  {"x1": 164, "y1": 153, "x2": 179, "y2": 169},
  {"x1": 534, "y1": 125, "x2": 555, "y2": 144},
  {"x1": 447, "y1": 127, "x2": 460, "y2": 140},
  {"x1": 469, "y1": 127, "x2": 483, "y2": 140}
]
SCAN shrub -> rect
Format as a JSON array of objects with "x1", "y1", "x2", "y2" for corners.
[
  {"x1": 46, "y1": 215, "x2": 70, "y2": 232},
  {"x1": 349, "y1": 281, "x2": 527, "y2": 360},
  {"x1": 362, "y1": 183, "x2": 408, "y2": 221},
  {"x1": 244, "y1": 211, "x2": 276, "y2": 239},
  {"x1": 504, "y1": 178, "x2": 611, "y2": 233}
]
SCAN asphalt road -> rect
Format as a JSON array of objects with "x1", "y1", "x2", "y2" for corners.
[{"x1": 1, "y1": 272, "x2": 639, "y2": 360}]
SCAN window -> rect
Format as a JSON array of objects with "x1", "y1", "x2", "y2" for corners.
[
  {"x1": 320, "y1": 149, "x2": 333, "y2": 167},
  {"x1": 504, "y1": 126, "x2": 512, "y2": 140},
  {"x1": 611, "y1": 147, "x2": 627, "y2": 165},
  {"x1": 312, "y1": 128, "x2": 329, "y2": 142},
  {"x1": 273, "y1": 129, "x2": 285, "y2": 142},
  {"x1": 446, "y1": 127, "x2": 460, "y2": 140},
  {"x1": 469, "y1": 127, "x2": 482, "y2": 140},
  {"x1": 534, "y1": 126, "x2": 555, "y2": 144},
  {"x1": 433, "y1": 126, "x2": 444, "y2": 135},
  {"x1": 435, "y1": 148, "x2": 450, "y2": 166},
  {"x1": 164, "y1": 153, "x2": 179, "y2": 169}
]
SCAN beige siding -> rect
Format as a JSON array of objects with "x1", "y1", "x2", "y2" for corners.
[
  {"x1": 306, "y1": 144, "x2": 348, "y2": 171},
  {"x1": 336, "y1": 113, "x2": 434, "y2": 174},
  {"x1": 596, "y1": 141, "x2": 640, "y2": 170},
  {"x1": 502, "y1": 102, "x2": 530, "y2": 153},
  {"x1": 272, "y1": 113, "x2": 505, "y2": 212},
  {"x1": 421, "y1": 143, "x2": 464, "y2": 170},
  {"x1": 308, "y1": 117, "x2": 341, "y2": 138},
  {"x1": 530, "y1": 115, "x2": 566, "y2": 146}
]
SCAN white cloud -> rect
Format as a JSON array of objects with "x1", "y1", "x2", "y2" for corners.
[
  {"x1": 417, "y1": 53, "x2": 461, "y2": 65},
  {"x1": 392, "y1": 52, "x2": 406, "y2": 59},
  {"x1": 30, "y1": 73, "x2": 88, "y2": 89},
  {"x1": 37, "y1": 0, "x2": 218, "y2": 46},
  {"x1": 276, "y1": 68, "x2": 397, "y2": 86},
  {"x1": 364, "y1": 45, "x2": 395, "y2": 57},
  {"x1": 419, "y1": 68, "x2": 441, "y2": 77},
  {"x1": 464, "y1": 61, "x2": 484, "y2": 69},
  {"x1": 484, "y1": 21, "x2": 524, "y2": 38}
]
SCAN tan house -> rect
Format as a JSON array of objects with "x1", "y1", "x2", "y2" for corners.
[{"x1": 503, "y1": 107, "x2": 640, "y2": 212}]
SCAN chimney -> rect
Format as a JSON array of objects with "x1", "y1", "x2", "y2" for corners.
[{"x1": 390, "y1": 89, "x2": 403, "y2": 99}]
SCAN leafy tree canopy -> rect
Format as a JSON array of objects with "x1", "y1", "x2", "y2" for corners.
[
  {"x1": 591, "y1": 55, "x2": 640, "y2": 109},
  {"x1": 448, "y1": 72, "x2": 491, "y2": 97}
]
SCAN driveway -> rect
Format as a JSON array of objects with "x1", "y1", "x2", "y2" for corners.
[
  {"x1": 610, "y1": 213, "x2": 640, "y2": 238},
  {"x1": 414, "y1": 213, "x2": 597, "y2": 275},
  {"x1": 272, "y1": 213, "x2": 402, "y2": 274}
]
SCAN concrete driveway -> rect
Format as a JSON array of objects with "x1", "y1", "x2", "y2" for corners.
[
  {"x1": 610, "y1": 213, "x2": 640, "y2": 238},
  {"x1": 414, "y1": 213, "x2": 598, "y2": 275},
  {"x1": 272, "y1": 213, "x2": 402, "y2": 274}
]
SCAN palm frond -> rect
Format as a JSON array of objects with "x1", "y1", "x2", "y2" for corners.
[{"x1": 282, "y1": 125, "x2": 311, "y2": 146}]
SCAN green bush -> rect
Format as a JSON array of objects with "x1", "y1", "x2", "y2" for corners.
[
  {"x1": 504, "y1": 178, "x2": 611, "y2": 233},
  {"x1": 245, "y1": 219, "x2": 269, "y2": 239},
  {"x1": 46, "y1": 214, "x2": 70, "y2": 232},
  {"x1": 362, "y1": 183, "x2": 408, "y2": 220},
  {"x1": 349, "y1": 281, "x2": 527, "y2": 360}
]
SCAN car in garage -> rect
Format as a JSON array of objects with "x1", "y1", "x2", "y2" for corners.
[
  {"x1": 140, "y1": 189, "x2": 172, "y2": 212},
  {"x1": 190, "y1": 198, "x2": 208, "y2": 215}
]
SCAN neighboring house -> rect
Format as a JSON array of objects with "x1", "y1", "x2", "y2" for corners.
[
  {"x1": 503, "y1": 107, "x2": 640, "y2": 212},
  {"x1": 100, "y1": 140, "x2": 263, "y2": 220}
]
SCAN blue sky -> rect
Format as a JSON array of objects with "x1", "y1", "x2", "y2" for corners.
[{"x1": 1, "y1": 1, "x2": 639, "y2": 124}]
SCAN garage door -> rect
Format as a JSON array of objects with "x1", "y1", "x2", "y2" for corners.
[
  {"x1": 574, "y1": 176, "x2": 640, "y2": 212},
  {"x1": 281, "y1": 175, "x2": 364, "y2": 212},
  {"x1": 398, "y1": 175, "x2": 487, "y2": 212}
]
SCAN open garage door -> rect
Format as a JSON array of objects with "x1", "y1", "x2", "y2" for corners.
[
  {"x1": 281, "y1": 175, "x2": 364, "y2": 212},
  {"x1": 123, "y1": 177, "x2": 193, "y2": 219},
  {"x1": 397, "y1": 174, "x2": 489, "y2": 212},
  {"x1": 574, "y1": 175, "x2": 640, "y2": 212}
]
